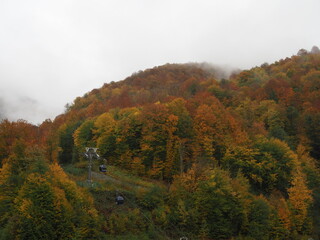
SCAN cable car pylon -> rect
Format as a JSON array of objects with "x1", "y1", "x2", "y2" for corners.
[{"x1": 84, "y1": 147, "x2": 100, "y2": 186}]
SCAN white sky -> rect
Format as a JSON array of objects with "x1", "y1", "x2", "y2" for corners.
[{"x1": 0, "y1": 0, "x2": 319, "y2": 124}]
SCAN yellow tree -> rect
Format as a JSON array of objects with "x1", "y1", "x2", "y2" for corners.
[
  {"x1": 94, "y1": 112, "x2": 116, "y2": 137},
  {"x1": 73, "y1": 118, "x2": 96, "y2": 152},
  {"x1": 114, "y1": 107, "x2": 142, "y2": 169},
  {"x1": 164, "y1": 114, "x2": 179, "y2": 180},
  {"x1": 288, "y1": 167, "x2": 313, "y2": 234},
  {"x1": 94, "y1": 112, "x2": 118, "y2": 162},
  {"x1": 141, "y1": 103, "x2": 179, "y2": 180}
]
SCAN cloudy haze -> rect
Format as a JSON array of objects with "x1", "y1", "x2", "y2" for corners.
[{"x1": 0, "y1": 0, "x2": 319, "y2": 124}]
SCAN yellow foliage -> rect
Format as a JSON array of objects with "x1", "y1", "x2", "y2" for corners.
[
  {"x1": 131, "y1": 156, "x2": 145, "y2": 175},
  {"x1": 170, "y1": 164, "x2": 207, "y2": 193},
  {"x1": 288, "y1": 168, "x2": 313, "y2": 233},
  {"x1": 53, "y1": 186, "x2": 71, "y2": 211},
  {"x1": 0, "y1": 162, "x2": 11, "y2": 185},
  {"x1": 18, "y1": 198, "x2": 32, "y2": 219},
  {"x1": 49, "y1": 163, "x2": 96, "y2": 210},
  {"x1": 94, "y1": 112, "x2": 116, "y2": 135},
  {"x1": 111, "y1": 87, "x2": 121, "y2": 96}
]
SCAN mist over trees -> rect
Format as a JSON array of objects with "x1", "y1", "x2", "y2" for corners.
[{"x1": 1, "y1": 47, "x2": 320, "y2": 239}]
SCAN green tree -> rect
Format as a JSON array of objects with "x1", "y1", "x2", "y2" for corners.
[
  {"x1": 254, "y1": 138, "x2": 297, "y2": 193},
  {"x1": 57, "y1": 121, "x2": 81, "y2": 164},
  {"x1": 247, "y1": 197, "x2": 272, "y2": 240},
  {"x1": 304, "y1": 112, "x2": 320, "y2": 160},
  {"x1": 194, "y1": 169, "x2": 245, "y2": 239},
  {"x1": 73, "y1": 118, "x2": 96, "y2": 152},
  {"x1": 223, "y1": 138, "x2": 297, "y2": 194}
]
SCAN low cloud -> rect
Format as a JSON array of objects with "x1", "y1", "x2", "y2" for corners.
[
  {"x1": 0, "y1": 92, "x2": 52, "y2": 124},
  {"x1": 190, "y1": 62, "x2": 238, "y2": 80}
]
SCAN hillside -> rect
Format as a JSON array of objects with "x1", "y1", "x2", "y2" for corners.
[
  {"x1": 59, "y1": 63, "x2": 228, "y2": 122},
  {"x1": 1, "y1": 47, "x2": 320, "y2": 239}
]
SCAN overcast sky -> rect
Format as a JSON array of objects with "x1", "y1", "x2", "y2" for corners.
[{"x1": 0, "y1": 0, "x2": 319, "y2": 124}]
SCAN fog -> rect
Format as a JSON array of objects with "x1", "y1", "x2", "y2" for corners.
[{"x1": 0, "y1": 0, "x2": 319, "y2": 124}]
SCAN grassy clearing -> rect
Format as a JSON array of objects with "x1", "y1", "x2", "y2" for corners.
[
  {"x1": 62, "y1": 162, "x2": 171, "y2": 239},
  {"x1": 64, "y1": 161, "x2": 160, "y2": 189},
  {"x1": 62, "y1": 163, "x2": 87, "y2": 176},
  {"x1": 102, "y1": 165, "x2": 163, "y2": 189}
]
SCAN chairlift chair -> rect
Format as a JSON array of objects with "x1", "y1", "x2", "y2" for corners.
[
  {"x1": 116, "y1": 195, "x2": 124, "y2": 205},
  {"x1": 99, "y1": 165, "x2": 107, "y2": 172}
]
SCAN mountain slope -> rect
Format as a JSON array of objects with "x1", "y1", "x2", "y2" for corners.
[{"x1": 1, "y1": 47, "x2": 320, "y2": 239}]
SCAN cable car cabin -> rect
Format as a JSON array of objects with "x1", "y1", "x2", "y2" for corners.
[
  {"x1": 116, "y1": 195, "x2": 124, "y2": 205},
  {"x1": 99, "y1": 165, "x2": 107, "y2": 172}
]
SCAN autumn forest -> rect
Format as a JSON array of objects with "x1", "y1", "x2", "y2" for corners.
[{"x1": 1, "y1": 47, "x2": 320, "y2": 239}]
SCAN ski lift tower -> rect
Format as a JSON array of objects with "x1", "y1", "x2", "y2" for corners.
[{"x1": 84, "y1": 147, "x2": 99, "y2": 185}]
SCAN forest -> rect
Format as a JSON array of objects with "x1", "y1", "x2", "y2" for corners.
[{"x1": 1, "y1": 47, "x2": 320, "y2": 239}]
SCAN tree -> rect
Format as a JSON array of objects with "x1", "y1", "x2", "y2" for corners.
[
  {"x1": 304, "y1": 112, "x2": 320, "y2": 160},
  {"x1": 1, "y1": 148, "x2": 102, "y2": 240},
  {"x1": 0, "y1": 143, "x2": 41, "y2": 233},
  {"x1": 297, "y1": 49, "x2": 308, "y2": 56},
  {"x1": 114, "y1": 107, "x2": 143, "y2": 168},
  {"x1": 194, "y1": 169, "x2": 245, "y2": 239},
  {"x1": 193, "y1": 104, "x2": 218, "y2": 164},
  {"x1": 13, "y1": 172, "x2": 74, "y2": 240},
  {"x1": 310, "y1": 46, "x2": 320, "y2": 54},
  {"x1": 194, "y1": 102, "x2": 247, "y2": 166},
  {"x1": 167, "y1": 98, "x2": 194, "y2": 173},
  {"x1": 288, "y1": 168, "x2": 313, "y2": 234},
  {"x1": 140, "y1": 103, "x2": 179, "y2": 180},
  {"x1": 247, "y1": 197, "x2": 272, "y2": 240},
  {"x1": 254, "y1": 138, "x2": 297, "y2": 193},
  {"x1": 96, "y1": 131, "x2": 117, "y2": 163},
  {"x1": 0, "y1": 119, "x2": 38, "y2": 166},
  {"x1": 57, "y1": 121, "x2": 81, "y2": 164},
  {"x1": 73, "y1": 118, "x2": 96, "y2": 153},
  {"x1": 223, "y1": 138, "x2": 297, "y2": 194}
]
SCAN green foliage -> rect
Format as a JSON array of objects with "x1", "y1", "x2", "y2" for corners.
[
  {"x1": 166, "y1": 98, "x2": 193, "y2": 139},
  {"x1": 254, "y1": 138, "x2": 296, "y2": 193},
  {"x1": 137, "y1": 185, "x2": 167, "y2": 211},
  {"x1": 73, "y1": 118, "x2": 96, "y2": 152},
  {"x1": 194, "y1": 169, "x2": 245, "y2": 239},
  {"x1": 107, "y1": 208, "x2": 148, "y2": 235},
  {"x1": 167, "y1": 167, "x2": 248, "y2": 239},
  {"x1": 223, "y1": 138, "x2": 297, "y2": 194},
  {"x1": 62, "y1": 163, "x2": 86, "y2": 176},
  {"x1": 97, "y1": 132, "x2": 118, "y2": 161},
  {"x1": 58, "y1": 121, "x2": 82, "y2": 164},
  {"x1": 304, "y1": 112, "x2": 320, "y2": 160},
  {"x1": 246, "y1": 198, "x2": 272, "y2": 239}
]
